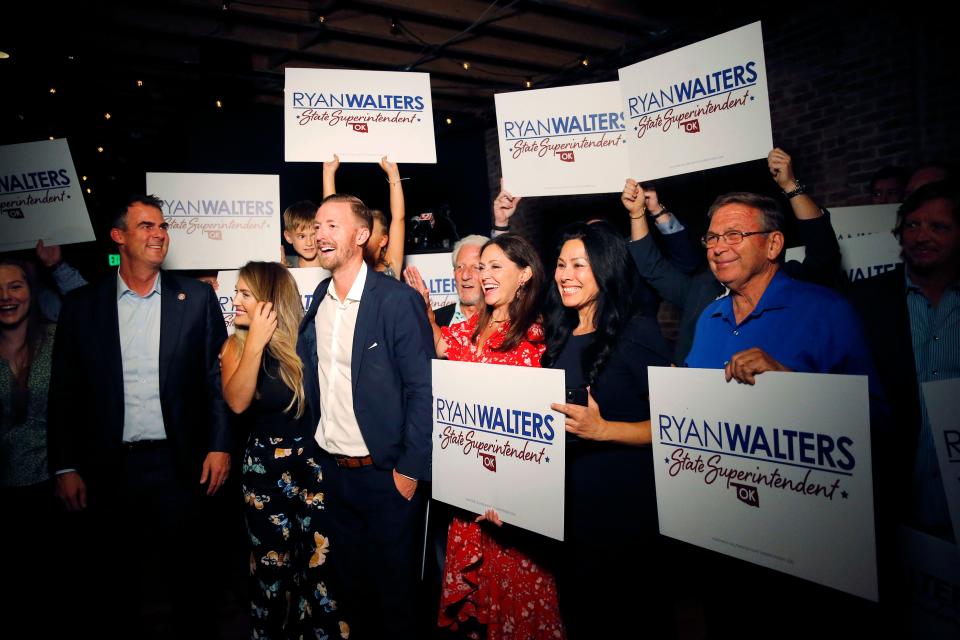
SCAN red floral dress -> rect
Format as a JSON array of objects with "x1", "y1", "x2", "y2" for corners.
[{"x1": 438, "y1": 315, "x2": 565, "y2": 640}]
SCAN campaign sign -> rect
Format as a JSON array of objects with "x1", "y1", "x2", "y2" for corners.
[
  {"x1": 786, "y1": 232, "x2": 902, "y2": 282},
  {"x1": 922, "y1": 378, "x2": 960, "y2": 543},
  {"x1": 896, "y1": 526, "x2": 960, "y2": 636},
  {"x1": 147, "y1": 173, "x2": 280, "y2": 270},
  {"x1": 405, "y1": 252, "x2": 455, "y2": 310},
  {"x1": 618, "y1": 21, "x2": 772, "y2": 180},
  {"x1": 215, "y1": 267, "x2": 329, "y2": 334},
  {"x1": 432, "y1": 360, "x2": 566, "y2": 540},
  {"x1": 285, "y1": 68, "x2": 436, "y2": 164},
  {"x1": 829, "y1": 204, "x2": 899, "y2": 240},
  {"x1": 650, "y1": 367, "x2": 877, "y2": 601},
  {"x1": 0, "y1": 139, "x2": 95, "y2": 251},
  {"x1": 494, "y1": 82, "x2": 629, "y2": 196}
]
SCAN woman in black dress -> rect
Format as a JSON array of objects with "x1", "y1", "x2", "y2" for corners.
[
  {"x1": 544, "y1": 222, "x2": 674, "y2": 639},
  {"x1": 220, "y1": 261, "x2": 348, "y2": 639}
]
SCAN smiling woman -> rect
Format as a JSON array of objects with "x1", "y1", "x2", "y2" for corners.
[
  {"x1": 542, "y1": 221, "x2": 674, "y2": 638},
  {"x1": 220, "y1": 261, "x2": 349, "y2": 638},
  {"x1": 422, "y1": 234, "x2": 565, "y2": 640},
  {"x1": 0, "y1": 258, "x2": 59, "y2": 621}
]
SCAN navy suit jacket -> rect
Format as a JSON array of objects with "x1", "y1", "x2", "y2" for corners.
[
  {"x1": 848, "y1": 264, "x2": 920, "y2": 521},
  {"x1": 47, "y1": 271, "x2": 231, "y2": 484},
  {"x1": 297, "y1": 269, "x2": 434, "y2": 480}
]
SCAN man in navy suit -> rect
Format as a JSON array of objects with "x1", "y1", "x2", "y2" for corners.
[
  {"x1": 48, "y1": 195, "x2": 231, "y2": 635},
  {"x1": 298, "y1": 194, "x2": 433, "y2": 638}
]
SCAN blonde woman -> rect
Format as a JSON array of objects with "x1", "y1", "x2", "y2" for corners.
[{"x1": 221, "y1": 261, "x2": 348, "y2": 640}]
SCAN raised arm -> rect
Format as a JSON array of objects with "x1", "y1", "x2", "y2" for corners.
[
  {"x1": 402, "y1": 265, "x2": 447, "y2": 358},
  {"x1": 380, "y1": 156, "x2": 406, "y2": 277},
  {"x1": 322, "y1": 154, "x2": 340, "y2": 199},
  {"x1": 36, "y1": 240, "x2": 88, "y2": 295},
  {"x1": 492, "y1": 178, "x2": 521, "y2": 237},
  {"x1": 623, "y1": 180, "x2": 696, "y2": 309},
  {"x1": 768, "y1": 148, "x2": 841, "y2": 285}
]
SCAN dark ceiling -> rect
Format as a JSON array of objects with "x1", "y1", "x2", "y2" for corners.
[
  {"x1": 1, "y1": 0, "x2": 770, "y2": 238},
  {"x1": 2, "y1": 1, "x2": 765, "y2": 139}
]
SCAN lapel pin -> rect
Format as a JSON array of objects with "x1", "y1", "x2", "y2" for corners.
[{"x1": 177, "y1": 292, "x2": 186, "y2": 301}]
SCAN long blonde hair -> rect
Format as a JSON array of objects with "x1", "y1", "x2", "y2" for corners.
[{"x1": 231, "y1": 261, "x2": 305, "y2": 417}]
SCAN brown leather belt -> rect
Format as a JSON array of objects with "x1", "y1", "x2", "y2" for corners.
[{"x1": 332, "y1": 454, "x2": 374, "y2": 469}]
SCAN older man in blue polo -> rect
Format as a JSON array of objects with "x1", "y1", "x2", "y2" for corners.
[
  {"x1": 685, "y1": 191, "x2": 874, "y2": 381},
  {"x1": 684, "y1": 191, "x2": 886, "y2": 637}
]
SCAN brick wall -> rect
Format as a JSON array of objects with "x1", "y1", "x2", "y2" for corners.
[{"x1": 763, "y1": 11, "x2": 959, "y2": 206}]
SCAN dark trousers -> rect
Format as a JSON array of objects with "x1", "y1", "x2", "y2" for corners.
[
  {"x1": 82, "y1": 445, "x2": 222, "y2": 639},
  {"x1": 319, "y1": 455, "x2": 426, "y2": 639}
]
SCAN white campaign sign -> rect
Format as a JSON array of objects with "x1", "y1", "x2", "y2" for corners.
[
  {"x1": 215, "y1": 267, "x2": 329, "y2": 334},
  {"x1": 650, "y1": 367, "x2": 877, "y2": 601},
  {"x1": 896, "y1": 526, "x2": 960, "y2": 636},
  {"x1": 829, "y1": 204, "x2": 899, "y2": 240},
  {"x1": 405, "y1": 252, "x2": 455, "y2": 310},
  {"x1": 786, "y1": 232, "x2": 902, "y2": 283},
  {"x1": 0, "y1": 139, "x2": 95, "y2": 251},
  {"x1": 922, "y1": 378, "x2": 960, "y2": 543},
  {"x1": 494, "y1": 82, "x2": 629, "y2": 197},
  {"x1": 432, "y1": 360, "x2": 566, "y2": 540},
  {"x1": 618, "y1": 21, "x2": 772, "y2": 180},
  {"x1": 284, "y1": 68, "x2": 436, "y2": 164},
  {"x1": 147, "y1": 173, "x2": 280, "y2": 270}
]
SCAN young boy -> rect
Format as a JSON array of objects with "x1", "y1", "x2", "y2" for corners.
[{"x1": 282, "y1": 200, "x2": 321, "y2": 268}]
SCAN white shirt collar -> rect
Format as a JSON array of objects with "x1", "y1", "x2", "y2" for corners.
[
  {"x1": 327, "y1": 260, "x2": 367, "y2": 304},
  {"x1": 117, "y1": 270, "x2": 161, "y2": 300}
]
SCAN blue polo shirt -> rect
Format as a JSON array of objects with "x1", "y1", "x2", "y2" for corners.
[{"x1": 685, "y1": 270, "x2": 874, "y2": 377}]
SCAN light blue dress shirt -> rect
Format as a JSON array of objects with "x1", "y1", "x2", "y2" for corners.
[
  {"x1": 906, "y1": 271, "x2": 960, "y2": 535},
  {"x1": 117, "y1": 271, "x2": 166, "y2": 442}
]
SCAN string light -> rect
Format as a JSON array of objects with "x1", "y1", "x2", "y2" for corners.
[
  {"x1": 49, "y1": 87, "x2": 56, "y2": 94},
  {"x1": 215, "y1": 99, "x2": 223, "y2": 109},
  {"x1": 104, "y1": 112, "x2": 112, "y2": 120},
  {"x1": 461, "y1": 62, "x2": 470, "y2": 71},
  {"x1": 524, "y1": 78, "x2": 533, "y2": 88},
  {"x1": 96, "y1": 146, "x2": 104, "y2": 153},
  {"x1": 445, "y1": 117, "x2": 453, "y2": 125},
  {"x1": 579, "y1": 56, "x2": 589, "y2": 67},
  {"x1": 136, "y1": 79, "x2": 143, "y2": 87}
]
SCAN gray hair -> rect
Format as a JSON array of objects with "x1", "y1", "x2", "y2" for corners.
[
  {"x1": 451, "y1": 234, "x2": 489, "y2": 267},
  {"x1": 706, "y1": 192, "x2": 786, "y2": 233}
]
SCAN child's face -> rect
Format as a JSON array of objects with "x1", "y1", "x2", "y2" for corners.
[{"x1": 284, "y1": 224, "x2": 318, "y2": 261}]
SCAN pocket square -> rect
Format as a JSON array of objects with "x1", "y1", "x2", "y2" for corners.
[{"x1": 368, "y1": 342, "x2": 378, "y2": 350}]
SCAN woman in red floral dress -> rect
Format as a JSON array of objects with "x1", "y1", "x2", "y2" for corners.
[{"x1": 411, "y1": 233, "x2": 565, "y2": 640}]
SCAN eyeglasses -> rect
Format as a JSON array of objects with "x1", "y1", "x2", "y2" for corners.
[{"x1": 701, "y1": 230, "x2": 773, "y2": 248}]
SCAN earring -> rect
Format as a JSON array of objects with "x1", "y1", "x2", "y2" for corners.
[{"x1": 515, "y1": 280, "x2": 525, "y2": 300}]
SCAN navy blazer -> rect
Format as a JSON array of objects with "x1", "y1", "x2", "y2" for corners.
[
  {"x1": 848, "y1": 264, "x2": 920, "y2": 521},
  {"x1": 297, "y1": 269, "x2": 434, "y2": 480},
  {"x1": 47, "y1": 271, "x2": 231, "y2": 483}
]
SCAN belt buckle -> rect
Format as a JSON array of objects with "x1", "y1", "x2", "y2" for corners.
[{"x1": 334, "y1": 454, "x2": 371, "y2": 469}]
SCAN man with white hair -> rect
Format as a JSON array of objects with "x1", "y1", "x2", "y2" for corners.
[{"x1": 430, "y1": 234, "x2": 489, "y2": 326}]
